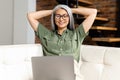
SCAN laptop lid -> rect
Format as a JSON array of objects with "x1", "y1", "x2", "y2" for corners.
[{"x1": 31, "y1": 56, "x2": 75, "y2": 80}]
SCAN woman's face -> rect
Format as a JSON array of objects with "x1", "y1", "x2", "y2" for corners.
[{"x1": 54, "y1": 8, "x2": 69, "y2": 30}]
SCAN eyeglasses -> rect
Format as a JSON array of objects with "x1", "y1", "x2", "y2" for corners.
[{"x1": 55, "y1": 14, "x2": 69, "y2": 20}]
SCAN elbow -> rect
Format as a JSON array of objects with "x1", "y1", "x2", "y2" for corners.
[
  {"x1": 27, "y1": 12, "x2": 32, "y2": 19},
  {"x1": 92, "y1": 9, "x2": 97, "y2": 15},
  {"x1": 27, "y1": 12, "x2": 35, "y2": 21},
  {"x1": 27, "y1": 11, "x2": 35, "y2": 18}
]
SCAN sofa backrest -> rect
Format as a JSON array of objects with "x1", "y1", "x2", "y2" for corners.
[{"x1": 0, "y1": 44, "x2": 43, "y2": 64}]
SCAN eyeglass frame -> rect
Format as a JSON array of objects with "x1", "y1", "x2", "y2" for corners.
[{"x1": 54, "y1": 14, "x2": 69, "y2": 20}]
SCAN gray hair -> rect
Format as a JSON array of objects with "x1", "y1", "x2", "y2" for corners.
[{"x1": 51, "y1": 4, "x2": 75, "y2": 30}]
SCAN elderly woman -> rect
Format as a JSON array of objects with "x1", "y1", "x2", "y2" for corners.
[{"x1": 27, "y1": 4, "x2": 97, "y2": 80}]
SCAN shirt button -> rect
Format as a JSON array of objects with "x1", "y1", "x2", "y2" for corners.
[
  {"x1": 59, "y1": 54, "x2": 62, "y2": 56},
  {"x1": 60, "y1": 48, "x2": 63, "y2": 51}
]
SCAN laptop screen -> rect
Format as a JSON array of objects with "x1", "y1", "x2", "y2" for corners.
[{"x1": 31, "y1": 56, "x2": 75, "y2": 80}]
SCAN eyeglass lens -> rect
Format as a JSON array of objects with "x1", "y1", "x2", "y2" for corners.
[{"x1": 55, "y1": 14, "x2": 68, "y2": 19}]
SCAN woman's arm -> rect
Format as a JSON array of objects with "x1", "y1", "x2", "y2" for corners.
[
  {"x1": 72, "y1": 7, "x2": 97, "y2": 33},
  {"x1": 27, "y1": 10, "x2": 53, "y2": 31}
]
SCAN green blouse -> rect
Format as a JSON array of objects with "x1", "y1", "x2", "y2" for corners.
[{"x1": 36, "y1": 23, "x2": 88, "y2": 62}]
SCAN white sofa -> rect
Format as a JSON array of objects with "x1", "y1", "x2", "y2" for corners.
[{"x1": 0, "y1": 44, "x2": 120, "y2": 80}]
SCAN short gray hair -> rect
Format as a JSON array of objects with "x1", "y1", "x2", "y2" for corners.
[{"x1": 51, "y1": 4, "x2": 75, "y2": 30}]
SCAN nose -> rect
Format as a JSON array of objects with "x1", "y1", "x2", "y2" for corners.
[{"x1": 59, "y1": 17, "x2": 64, "y2": 21}]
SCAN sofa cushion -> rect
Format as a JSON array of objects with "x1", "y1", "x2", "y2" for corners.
[
  {"x1": 104, "y1": 47, "x2": 120, "y2": 65},
  {"x1": 1, "y1": 44, "x2": 43, "y2": 64},
  {"x1": 81, "y1": 45, "x2": 106, "y2": 63},
  {"x1": 80, "y1": 62, "x2": 104, "y2": 80},
  {"x1": 101, "y1": 47, "x2": 120, "y2": 80},
  {"x1": 0, "y1": 50, "x2": 4, "y2": 64},
  {"x1": 0, "y1": 64, "x2": 5, "y2": 80},
  {"x1": 0, "y1": 44, "x2": 43, "y2": 80},
  {"x1": 4, "y1": 62, "x2": 33, "y2": 80},
  {"x1": 80, "y1": 45, "x2": 106, "y2": 80}
]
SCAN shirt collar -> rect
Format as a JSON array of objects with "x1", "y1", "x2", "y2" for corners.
[{"x1": 54, "y1": 29, "x2": 69, "y2": 36}]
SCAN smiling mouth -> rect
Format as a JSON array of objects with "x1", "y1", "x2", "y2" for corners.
[
  {"x1": 58, "y1": 21, "x2": 66, "y2": 25},
  {"x1": 59, "y1": 22, "x2": 64, "y2": 25}
]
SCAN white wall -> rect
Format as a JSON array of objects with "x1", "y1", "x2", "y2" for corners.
[
  {"x1": 0, "y1": 0, "x2": 13, "y2": 45},
  {"x1": 13, "y1": 0, "x2": 36, "y2": 44},
  {"x1": 0, "y1": 0, "x2": 36, "y2": 45}
]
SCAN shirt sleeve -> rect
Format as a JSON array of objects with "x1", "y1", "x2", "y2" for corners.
[
  {"x1": 75, "y1": 23, "x2": 89, "y2": 38},
  {"x1": 35, "y1": 23, "x2": 51, "y2": 40}
]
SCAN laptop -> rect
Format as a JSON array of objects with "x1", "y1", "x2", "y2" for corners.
[{"x1": 31, "y1": 56, "x2": 75, "y2": 80}]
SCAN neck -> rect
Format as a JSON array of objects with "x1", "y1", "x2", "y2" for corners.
[{"x1": 57, "y1": 27, "x2": 67, "y2": 35}]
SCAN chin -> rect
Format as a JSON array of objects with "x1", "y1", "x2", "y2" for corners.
[
  {"x1": 58, "y1": 24, "x2": 67, "y2": 27},
  {"x1": 59, "y1": 26, "x2": 66, "y2": 29}
]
